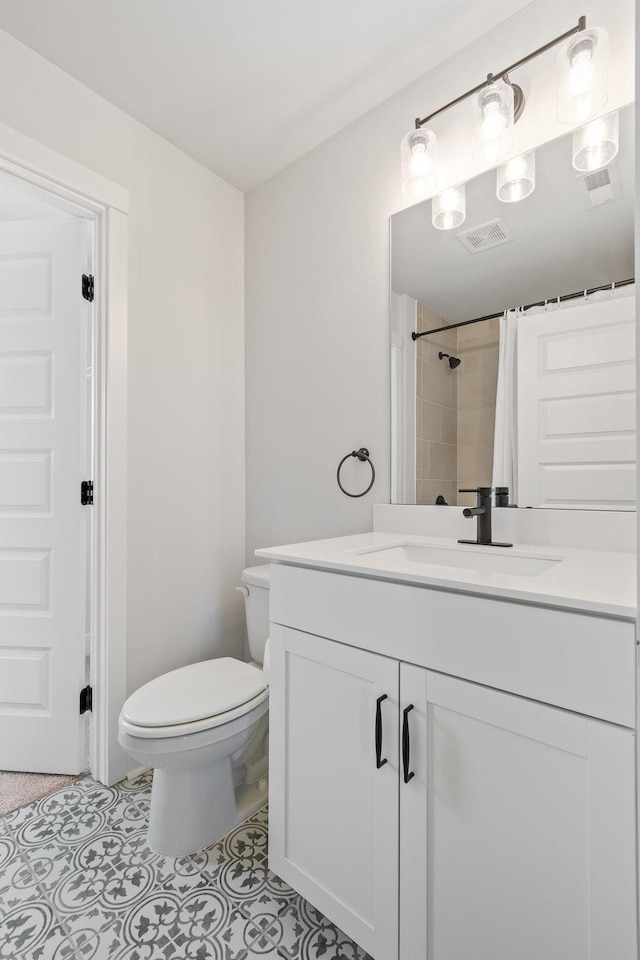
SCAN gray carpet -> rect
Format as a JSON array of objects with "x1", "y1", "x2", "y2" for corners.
[{"x1": 0, "y1": 770, "x2": 83, "y2": 816}]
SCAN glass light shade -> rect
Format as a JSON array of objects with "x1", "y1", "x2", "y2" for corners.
[
  {"x1": 572, "y1": 111, "x2": 619, "y2": 171},
  {"x1": 432, "y1": 184, "x2": 466, "y2": 230},
  {"x1": 557, "y1": 27, "x2": 608, "y2": 124},
  {"x1": 472, "y1": 79, "x2": 514, "y2": 163},
  {"x1": 497, "y1": 152, "x2": 535, "y2": 202},
  {"x1": 401, "y1": 128, "x2": 438, "y2": 201}
]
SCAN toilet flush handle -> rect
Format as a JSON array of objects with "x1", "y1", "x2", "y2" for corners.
[{"x1": 236, "y1": 585, "x2": 249, "y2": 598}]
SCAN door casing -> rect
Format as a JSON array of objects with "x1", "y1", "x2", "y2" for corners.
[{"x1": 0, "y1": 119, "x2": 129, "y2": 785}]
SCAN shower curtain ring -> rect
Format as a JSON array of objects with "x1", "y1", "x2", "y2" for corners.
[
  {"x1": 584, "y1": 289, "x2": 588, "y2": 301},
  {"x1": 612, "y1": 282, "x2": 616, "y2": 296}
]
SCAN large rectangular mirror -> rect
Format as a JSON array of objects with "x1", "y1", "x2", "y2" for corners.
[{"x1": 390, "y1": 104, "x2": 635, "y2": 510}]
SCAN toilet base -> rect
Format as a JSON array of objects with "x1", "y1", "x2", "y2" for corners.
[
  {"x1": 235, "y1": 776, "x2": 269, "y2": 824},
  {"x1": 118, "y1": 689, "x2": 269, "y2": 858},
  {"x1": 147, "y1": 758, "x2": 268, "y2": 857}
]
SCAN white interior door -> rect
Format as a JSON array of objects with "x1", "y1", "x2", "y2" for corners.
[
  {"x1": 0, "y1": 218, "x2": 88, "y2": 774},
  {"x1": 517, "y1": 293, "x2": 636, "y2": 508}
]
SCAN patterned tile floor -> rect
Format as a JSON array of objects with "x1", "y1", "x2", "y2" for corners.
[{"x1": 0, "y1": 773, "x2": 371, "y2": 960}]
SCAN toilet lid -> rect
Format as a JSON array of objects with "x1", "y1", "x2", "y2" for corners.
[
  {"x1": 122, "y1": 658, "x2": 267, "y2": 728},
  {"x1": 241, "y1": 564, "x2": 270, "y2": 588}
]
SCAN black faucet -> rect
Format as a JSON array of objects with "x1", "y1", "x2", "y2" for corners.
[{"x1": 458, "y1": 487, "x2": 512, "y2": 548}]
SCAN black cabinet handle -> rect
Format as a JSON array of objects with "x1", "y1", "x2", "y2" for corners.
[
  {"x1": 375, "y1": 694, "x2": 388, "y2": 769},
  {"x1": 402, "y1": 704, "x2": 415, "y2": 783}
]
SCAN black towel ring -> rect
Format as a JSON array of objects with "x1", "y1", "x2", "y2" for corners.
[{"x1": 337, "y1": 448, "x2": 375, "y2": 498}]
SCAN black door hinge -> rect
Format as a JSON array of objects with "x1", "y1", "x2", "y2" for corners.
[
  {"x1": 82, "y1": 274, "x2": 94, "y2": 302},
  {"x1": 80, "y1": 685, "x2": 93, "y2": 714},
  {"x1": 81, "y1": 480, "x2": 94, "y2": 505}
]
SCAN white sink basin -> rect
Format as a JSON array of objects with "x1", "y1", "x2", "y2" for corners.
[{"x1": 355, "y1": 542, "x2": 562, "y2": 578}]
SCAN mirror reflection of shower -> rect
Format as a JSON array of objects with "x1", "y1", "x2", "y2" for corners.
[
  {"x1": 390, "y1": 104, "x2": 635, "y2": 510},
  {"x1": 438, "y1": 351, "x2": 461, "y2": 369}
]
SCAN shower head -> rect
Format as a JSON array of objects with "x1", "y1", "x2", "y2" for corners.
[{"x1": 438, "y1": 351, "x2": 461, "y2": 370}]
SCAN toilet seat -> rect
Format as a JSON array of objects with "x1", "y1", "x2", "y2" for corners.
[
  {"x1": 120, "y1": 657, "x2": 268, "y2": 739},
  {"x1": 119, "y1": 687, "x2": 269, "y2": 739}
]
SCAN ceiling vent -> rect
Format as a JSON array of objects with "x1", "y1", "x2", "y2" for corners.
[
  {"x1": 584, "y1": 168, "x2": 611, "y2": 191},
  {"x1": 457, "y1": 219, "x2": 513, "y2": 254},
  {"x1": 579, "y1": 162, "x2": 621, "y2": 208}
]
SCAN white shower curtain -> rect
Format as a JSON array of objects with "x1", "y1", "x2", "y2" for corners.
[{"x1": 492, "y1": 309, "x2": 520, "y2": 502}]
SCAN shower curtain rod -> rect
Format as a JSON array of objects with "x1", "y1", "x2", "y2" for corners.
[{"x1": 411, "y1": 277, "x2": 635, "y2": 341}]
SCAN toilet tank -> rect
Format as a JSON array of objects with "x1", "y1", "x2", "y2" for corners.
[{"x1": 240, "y1": 565, "x2": 270, "y2": 664}]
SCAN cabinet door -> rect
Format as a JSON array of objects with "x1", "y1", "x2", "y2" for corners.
[
  {"x1": 270, "y1": 625, "x2": 399, "y2": 960},
  {"x1": 400, "y1": 665, "x2": 637, "y2": 960}
]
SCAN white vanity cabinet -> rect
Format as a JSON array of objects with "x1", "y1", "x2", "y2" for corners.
[
  {"x1": 401, "y1": 666, "x2": 637, "y2": 960},
  {"x1": 267, "y1": 563, "x2": 638, "y2": 960},
  {"x1": 269, "y1": 626, "x2": 400, "y2": 960}
]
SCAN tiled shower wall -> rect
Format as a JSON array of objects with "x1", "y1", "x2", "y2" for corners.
[
  {"x1": 416, "y1": 303, "x2": 458, "y2": 506},
  {"x1": 416, "y1": 307, "x2": 500, "y2": 507},
  {"x1": 456, "y1": 318, "x2": 499, "y2": 508}
]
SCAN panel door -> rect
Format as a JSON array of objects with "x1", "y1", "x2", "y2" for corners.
[
  {"x1": 0, "y1": 218, "x2": 87, "y2": 774},
  {"x1": 400, "y1": 665, "x2": 637, "y2": 960},
  {"x1": 517, "y1": 293, "x2": 636, "y2": 509},
  {"x1": 269, "y1": 625, "x2": 399, "y2": 960}
]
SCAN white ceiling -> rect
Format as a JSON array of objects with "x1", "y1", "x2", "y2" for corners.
[{"x1": 0, "y1": 0, "x2": 534, "y2": 192}]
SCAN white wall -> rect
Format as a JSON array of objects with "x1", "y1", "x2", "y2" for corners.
[
  {"x1": 0, "y1": 29, "x2": 246, "y2": 694},
  {"x1": 245, "y1": 0, "x2": 635, "y2": 560}
]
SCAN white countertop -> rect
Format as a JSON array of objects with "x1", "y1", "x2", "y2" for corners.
[{"x1": 256, "y1": 531, "x2": 637, "y2": 621}]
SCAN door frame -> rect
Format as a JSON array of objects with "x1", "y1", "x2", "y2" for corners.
[{"x1": 0, "y1": 119, "x2": 128, "y2": 785}]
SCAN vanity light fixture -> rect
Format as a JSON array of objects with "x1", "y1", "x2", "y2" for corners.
[
  {"x1": 432, "y1": 184, "x2": 466, "y2": 230},
  {"x1": 472, "y1": 78, "x2": 516, "y2": 163},
  {"x1": 400, "y1": 127, "x2": 438, "y2": 201},
  {"x1": 401, "y1": 15, "x2": 610, "y2": 203},
  {"x1": 497, "y1": 151, "x2": 536, "y2": 202},
  {"x1": 572, "y1": 110, "x2": 619, "y2": 172},
  {"x1": 557, "y1": 26, "x2": 609, "y2": 124}
]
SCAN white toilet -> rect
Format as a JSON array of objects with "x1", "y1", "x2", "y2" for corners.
[{"x1": 118, "y1": 564, "x2": 271, "y2": 857}]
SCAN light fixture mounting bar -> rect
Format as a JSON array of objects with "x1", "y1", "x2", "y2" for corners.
[{"x1": 414, "y1": 15, "x2": 587, "y2": 130}]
